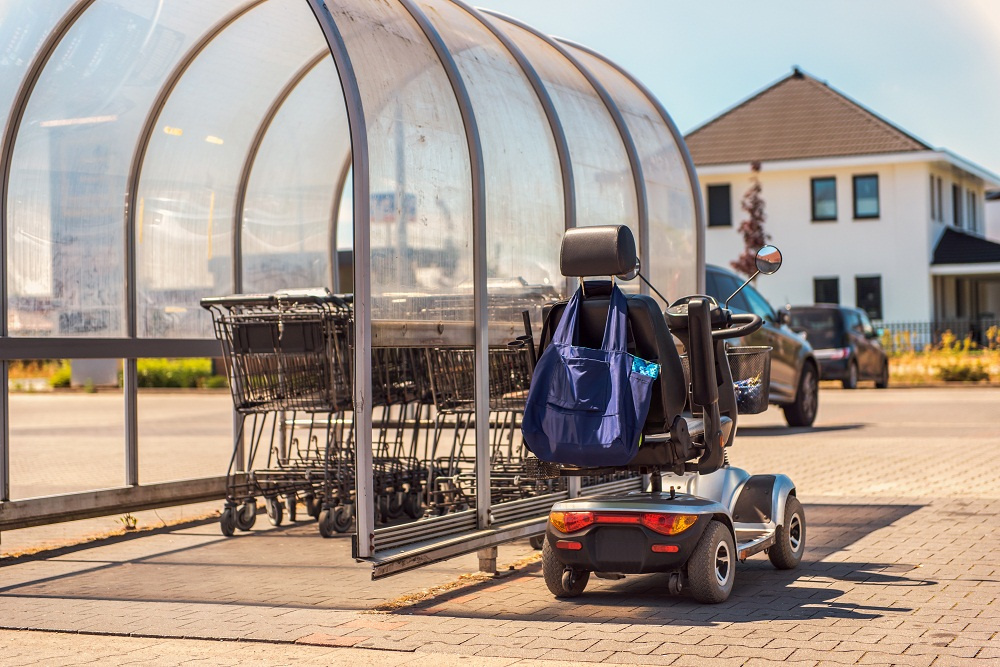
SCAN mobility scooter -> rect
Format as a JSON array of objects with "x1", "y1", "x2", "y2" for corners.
[{"x1": 534, "y1": 226, "x2": 805, "y2": 603}]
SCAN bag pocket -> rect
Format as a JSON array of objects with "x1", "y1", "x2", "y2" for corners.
[{"x1": 547, "y1": 356, "x2": 612, "y2": 412}]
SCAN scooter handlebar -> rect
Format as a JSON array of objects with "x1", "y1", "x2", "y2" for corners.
[{"x1": 711, "y1": 312, "x2": 762, "y2": 340}]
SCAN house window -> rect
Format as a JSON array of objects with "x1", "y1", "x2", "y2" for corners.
[
  {"x1": 814, "y1": 277, "x2": 839, "y2": 304},
  {"x1": 707, "y1": 184, "x2": 731, "y2": 227},
  {"x1": 811, "y1": 177, "x2": 837, "y2": 221},
  {"x1": 856, "y1": 275, "x2": 883, "y2": 320},
  {"x1": 952, "y1": 183, "x2": 962, "y2": 227},
  {"x1": 935, "y1": 177, "x2": 943, "y2": 220},
  {"x1": 968, "y1": 190, "x2": 977, "y2": 233},
  {"x1": 853, "y1": 174, "x2": 879, "y2": 219},
  {"x1": 930, "y1": 175, "x2": 938, "y2": 221}
]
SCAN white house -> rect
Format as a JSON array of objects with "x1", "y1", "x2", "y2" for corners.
[{"x1": 685, "y1": 69, "x2": 1000, "y2": 326}]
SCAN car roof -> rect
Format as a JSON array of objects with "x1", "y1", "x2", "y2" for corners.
[{"x1": 788, "y1": 304, "x2": 860, "y2": 313}]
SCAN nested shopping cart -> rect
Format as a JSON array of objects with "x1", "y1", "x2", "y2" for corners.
[{"x1": 201, "y1": 289, "x2": 353, "y2": 536}]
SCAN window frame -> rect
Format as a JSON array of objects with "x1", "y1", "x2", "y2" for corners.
[
  {"x1": 706, "y1": 183, "x2": 732, "y2": 227},
  {"x1": 813, "y1": 277, "x2": 840, "y2": 305},
  {"x1": 952, "y1": 183, "x2": 963, "y2": 227},
  {"x1": 855, "y1": 275, "x2": 883, "y2": 321},
  {"x1": 811, "y1": 176, "x2": 837, "y2": 222},
  {"x1": 852, "y1": 174, "x2": 879, "y2": 220}
]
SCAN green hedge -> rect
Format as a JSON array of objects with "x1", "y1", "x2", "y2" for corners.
[{"x1": 136, "y1": 358, "x2": 226, "y2": 388}]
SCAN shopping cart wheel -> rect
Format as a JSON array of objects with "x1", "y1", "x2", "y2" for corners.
[
  {"x1": 284, "y1": 493, "x2": 297, "y2": 522},
  {"x1": 529, "y1": 535, "x2": 545, "y2": 550},
  {"x1": 403, "y1": 492, "x2": 423, "y2": 519},
  {"x1": 220, "y1": 506, "x2": 236, "y2": 537},
  {"x1": 387, "y1": 492, "x2": 405, "y2": 520},
  {"x1": 265, "y1": 496, "x2": 283, "y2": 527},
  {"x1": 235, "y1": 501, "x2": 257, "y2": 532},
  {"x1": 304, "y1": 494, "x2": 320, "y2": 519},
  {"x1": 333, "y1": 504, "x2": 354, "y2": 533},
  {"x1": 318, "y1": 508, "x2": 335, "y2": 538}
]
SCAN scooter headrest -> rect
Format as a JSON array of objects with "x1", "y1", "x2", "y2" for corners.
[{"x1": 560, "y1": 225, "x2": 637, "y2": 278}]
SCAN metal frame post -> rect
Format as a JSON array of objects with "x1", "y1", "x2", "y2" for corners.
[
  {"x1": 306, "y1": 0, "x2": 373, "y2": 557},
  {"x1": 400, "y1": 0, "x2": 488, "y2": 530}
]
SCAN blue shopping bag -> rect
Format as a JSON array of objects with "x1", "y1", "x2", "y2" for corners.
[{"x1": 522, "y1": 284, "x2": 659, "y2": 467}]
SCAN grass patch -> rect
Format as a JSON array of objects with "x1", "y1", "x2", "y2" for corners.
[{"x1": 887, "y1": 329, "x2": 999, "y2": 384}]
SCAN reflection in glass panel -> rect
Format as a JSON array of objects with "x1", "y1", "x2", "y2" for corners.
[
  {"x1": 489, "y1": 16, "x2": 638, "y2": 239},
  {"x1": 136, "y1": 0, "x2": 328, "y2": 337},
  {"x1": 0, "y1": 0, "x2": 78, "y2": 144},
  {"x1": 568, "y1": 46, "x2": 697, "y2": 304},
  {"x1": 138, "y1": 363, "x2": 233, "y2": 484},
  {"x1": 242, "y1": 57, "x2": 350, "y2": 294},
  {"x1": 331, "y1": 0, "x2": 474, "y2": 323},
  {"x1": 8, "y1": 359, "x2": 123, "y2": 498},
  {"x1": 6, "y1": 0, "x2": 245, "y2": 337}
]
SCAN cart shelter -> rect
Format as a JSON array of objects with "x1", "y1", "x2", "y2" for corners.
[{"x1": 0, "y1": 0, "x2": 702, "y2": 571}]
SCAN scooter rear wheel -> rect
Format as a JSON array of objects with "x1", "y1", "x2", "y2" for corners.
[
  {"x1": 542, "y1": 540, "x2": 589, "y2": 598},
  {"x1": 686, "y1": 520, "x2": 735, "y2": 603}
]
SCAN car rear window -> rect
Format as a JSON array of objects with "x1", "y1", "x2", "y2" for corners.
[{"x1": 789, "y1": 309, "x2": 844, "y2": 348}]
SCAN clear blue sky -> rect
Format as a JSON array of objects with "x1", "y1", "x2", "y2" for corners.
[{"x1": 475, "y1": 0, "x2": 1000, "y2": 179}]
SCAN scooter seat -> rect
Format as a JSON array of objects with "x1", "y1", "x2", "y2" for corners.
[{"x1": 629, "y1": 415, "x2": 733, "y2": 468}]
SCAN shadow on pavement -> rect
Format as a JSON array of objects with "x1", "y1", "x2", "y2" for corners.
[
  {"x1": 394, "y1": 501, "x2": 931, "y2": 625},
  {"x1": 737, "y1": 423, "x2": 867, "y2": 437}
]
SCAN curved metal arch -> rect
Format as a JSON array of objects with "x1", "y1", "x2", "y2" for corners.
[
  {"x1": 232, "y1": 49, "x2": 329, "y2": 292},
  {"x1": 1, "y1": 0, "x2": 98, "y2": 340},
  {"x1": 328, "y1": 153, "x2": 353, "y2": 293},
  {"x1": 448, "y1": 0, "x2": 576, "y2": 233},
  {"x1": 124, "y1": 0, "x2": 270, "y2": 331},
  {"x1": 559, "y1": 39, "x2": 706, "y2": 293},
  {"x1": 396, "y1": 0, "x2": 490, "y2": 531},
  {"x1": 0, "y1": 0, "x2": 98, "y2": 501},
  {"x1": 303, "y1": 0, "x2": 373, "y2": 557},
  {"x1": 481, "y1": 11, "x2": 649, "y2": 287}
]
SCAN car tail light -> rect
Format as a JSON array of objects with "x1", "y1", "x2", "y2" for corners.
[
  {"x1": 831, "y1": 347, "x2": 850, "y2": 360},
  {"x1": 549, "y1": 511, "x2": 594, "y2": 533},
  {"x1": 639, "y1": 513, "x2": 698, "y2": 536}
]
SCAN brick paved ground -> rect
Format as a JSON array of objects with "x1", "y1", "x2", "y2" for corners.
[{"x1": 1, "y1": 388, "x2": 998, "y2": 665}]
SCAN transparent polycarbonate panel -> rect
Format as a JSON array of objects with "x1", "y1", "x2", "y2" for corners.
[
  {"x1": 330, "y1": 0, "x2": 474, "y2": 324},
  {"x1": 138, "y1": 372, "x2": 233, "y2": 484},
  {"x1": 417, "y1": 0, "x2": 564, "y2": 334},
  {"x1": 242, "y1": 57, "x2": 350, "y2": 294},
  {"x1": 8, "y1": 360, "x2": 123, "y2": 498},
  {"x1": 489, "y1": 17, "x2": 638, "y2": 239},
  {"x1": 136, "y1": 0, "x2": 329, "y2": 338},
  {"x1": 0, "y1": 0, "x2": 77, "y2": 144},
  {"x1": 6, "y1": 0, "x2": 247, "y2": 337},
  {"x1": 568, "y1": 46, "x2": 698, "y2": 304}
]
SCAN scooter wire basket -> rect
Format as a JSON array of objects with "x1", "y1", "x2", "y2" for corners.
[{"x1": 726, "y1": 346, "x2": 771, "y2": 414}]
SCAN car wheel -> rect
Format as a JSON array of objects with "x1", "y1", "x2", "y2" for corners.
[
  {"x1": 783, "y1": 364, "x2": 818, "y2": 427},
  {"x1": 842, "y1": 361, "x2": 858, "y2": 389},
  {"x1": 769, "y1": 496, "x2": 806, "y2": 570},
  {"x1": 875, "y1": 361, "x2": 889, "y2": 389},
  {"x1": 686, "y1": 520, "x2": 736, "y2": 604},
  {"x1": 542, "y1": 540, "x2": 589, "y2": 598}
]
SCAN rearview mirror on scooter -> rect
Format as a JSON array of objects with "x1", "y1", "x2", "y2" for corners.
[{"x1": 725, "y1": 245, "x2": 783, "y2": 309}]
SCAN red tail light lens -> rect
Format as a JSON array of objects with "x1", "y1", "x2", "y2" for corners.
[
  {"x1": 640, "y1": 513, "x2": 698, "y2": 536},
  {"x1": 549, "y1": 511, "x2": 595, "y2": 533},
  {"x1": 556, "y1": 540, "x2": 582, "y2": 550}
]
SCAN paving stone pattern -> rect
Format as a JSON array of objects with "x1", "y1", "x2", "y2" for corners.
[{"x1": 1, "y1": 388, "x2": 998, "y2": 665}]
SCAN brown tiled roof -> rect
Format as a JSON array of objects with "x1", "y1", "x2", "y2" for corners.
[{"x1": 685, "y1": 69, "x2": 931, "y2": 166}]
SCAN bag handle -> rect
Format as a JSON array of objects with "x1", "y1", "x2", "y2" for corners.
[
  {"x1": 600, "y1": 284, "x2": 629, "y2": 353},
  {"x1": 549, "y1": 287, "x2": 582, "y2": 346}
]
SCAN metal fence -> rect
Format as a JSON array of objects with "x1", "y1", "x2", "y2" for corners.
[{"x1": 876, "y1": 319, "x2": 1000, "y2": 353}]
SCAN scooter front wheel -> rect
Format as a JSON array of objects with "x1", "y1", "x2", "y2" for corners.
[
  {"x1": 769, "y1": 496, "x2": 806, "y2": 569},
  {"x1": 542, "y1": 540, "x2": 589, "y2": 598}
]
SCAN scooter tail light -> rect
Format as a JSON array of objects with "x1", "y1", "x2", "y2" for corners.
[
  {"x1": 556, "y1": 540, "x2": 582, "y2": 550},
  {"x1": 550, "y1": 511, "x2": 595, "y2": 533},
  {"x1": 640, "y1": 513, "x2": 699, "y2": 536}
]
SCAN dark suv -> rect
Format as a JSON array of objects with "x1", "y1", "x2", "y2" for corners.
[
  {"x1": 706, "y1": 264, "x2": 819, "y2": 426},
  {"x1": 786, "y1": 305, "x2": 889, "y2": 389}
]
